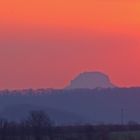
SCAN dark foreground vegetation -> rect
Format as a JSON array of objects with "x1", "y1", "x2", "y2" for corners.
[{"x1": 0, "y1": 111, "x2": 140, "y2": 140}]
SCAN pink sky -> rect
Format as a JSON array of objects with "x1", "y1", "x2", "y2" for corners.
[{"x1": 0, "y1": 0, "x2": 140, "y2": 89}]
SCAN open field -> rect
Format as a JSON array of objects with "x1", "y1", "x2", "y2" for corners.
[{"x1": 110, "y1": 131, "x2": 140, "y2": 140}]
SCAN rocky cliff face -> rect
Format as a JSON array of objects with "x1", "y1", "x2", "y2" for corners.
[{"x1": 66, "y1": 72, "x2": 115, "y2": 89}]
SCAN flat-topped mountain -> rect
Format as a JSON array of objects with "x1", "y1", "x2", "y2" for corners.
[{"x1": 66, "y1": 72, "x2": 115, "y2": 89}]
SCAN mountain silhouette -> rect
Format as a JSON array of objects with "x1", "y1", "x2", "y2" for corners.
[
  {"x1": 0, "y1": 88, "x2": 140, "y2": 124},
  {"x1": 66, "y1": 71, "x2": 115, "y2": 89},
  {"x1": 0, "y1": 104, "x2": 84, "y2": 125}
]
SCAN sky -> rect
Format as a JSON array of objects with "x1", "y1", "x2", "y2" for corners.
[{"x1": 0, "y1": 0, "x2": 140, "y2": 89}]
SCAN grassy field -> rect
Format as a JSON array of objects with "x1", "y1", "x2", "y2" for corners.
[{"x1": 109, "y1": 131, "x2": 140, "y2": 140}]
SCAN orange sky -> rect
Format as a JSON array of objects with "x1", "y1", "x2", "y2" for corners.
[{"x1": 0, "y1": 0, "x2": 140, "y2": 89}]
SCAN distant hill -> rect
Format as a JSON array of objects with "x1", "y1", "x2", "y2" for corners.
[
  {"x1": 0, "y1": 88, "x2": 140, "y2": 125},
  {"x1": 66, "y1": 72, "x2": 115, "y2": 89},
  {"x1": 0, "y1": 104, "x2": 84, "y2": 125}
]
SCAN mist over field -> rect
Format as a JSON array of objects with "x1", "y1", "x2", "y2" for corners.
[{"x1": 0, "y1": 87, "x2": 140, "y2": 125}]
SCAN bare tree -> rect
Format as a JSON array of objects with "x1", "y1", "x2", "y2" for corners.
[{"x1": 26, "y1": 110, "x2": 53, "y2": 140}]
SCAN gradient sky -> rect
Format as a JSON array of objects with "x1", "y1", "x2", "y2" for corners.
[{"x1": 0, "y1": 0, "x2": 140, "y2": 89}]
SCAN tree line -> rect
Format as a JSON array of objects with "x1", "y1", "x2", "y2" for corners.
[
  {"x1": 0, "y1": 111, "x2": 53, "y2": 140},
  {"x1": 0, "y1": 110, "x2": 140, "y2": 140},
  {"x1": 0, "y1": 110, "x2": 110, "y2": 140}
]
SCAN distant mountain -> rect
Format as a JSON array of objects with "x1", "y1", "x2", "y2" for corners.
[
  {"x1": 66, "y1": 72, "x2": 115, "y2": 89},
  {"x1": 0, "y1": 104, "x2": 84, "y2": 125},
  {"x1": 0, "y1": 88, "x2": 140, "y2": 125}
]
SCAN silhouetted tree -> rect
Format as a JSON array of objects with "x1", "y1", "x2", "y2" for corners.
[
  {"x1": 0, "y1": 118, "x2": 8, "y2": 140},
  {"x1": 25, "y1": 110, "x2": 53, "y2": 140},
  {"x1": 84, "y1": 125, "x2": 94, "y2": 140}
]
